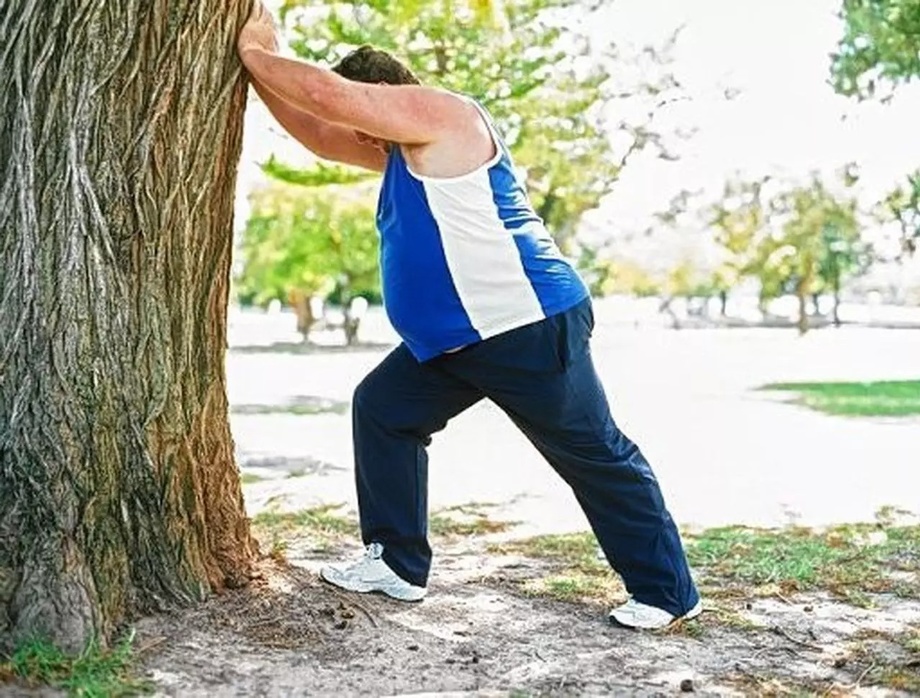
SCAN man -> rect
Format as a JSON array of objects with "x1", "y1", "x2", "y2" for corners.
[{"x1": 237, "y1": 3, "x2": 700, "y2": 630}]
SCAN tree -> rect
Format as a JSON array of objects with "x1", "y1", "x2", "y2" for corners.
[
  {"x1": 707, "y1": 177, "x2": 771, "y2": 313},
  {"x1": 832, "y1": 2, "x2": 920, "y2": 255},
  {"x1": 236, "y1": 181, "x2": 380, "y2": 339},
  {"x1": 581, "y1": 254, "x2": 660, "y2": 298},
  {"x1": 706, "y1": 172, "x2": 868, "y2": 332},
  {"x1": 877, "y1": 170, "x2": 920, "y2": 255},
  {"x1": 1, "y1": 1, "x2": 257, "y2": 653},
  {"x1": 754, "y1": 176, "x2": 864, "y2": 334},
  {"x1": 817, "y1": 220, "x2": 872, "y2": 326},
  {"x1": 830, "y1": 0, "x2": 920, "y2": 100}
]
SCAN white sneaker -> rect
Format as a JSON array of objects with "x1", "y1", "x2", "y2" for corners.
[
  {"x1": 609, "y1": 598, "x2": 702, "y2": 630},
  {"x1": 320, "y1": 543, "x2": 427, "y2": 602}
]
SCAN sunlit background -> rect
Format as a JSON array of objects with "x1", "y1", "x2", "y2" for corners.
[{"x1": 227, "y1": 0, "x2": 919, "y2": 534}]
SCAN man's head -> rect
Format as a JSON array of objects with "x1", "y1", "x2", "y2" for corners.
[
  {"x1": 332, "y1": 46, "x2": 420, "y2": 151},
  {"x1": 331, "y1": 45, "x2": 420, "y2": 86}
]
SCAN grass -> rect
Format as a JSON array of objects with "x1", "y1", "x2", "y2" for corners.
[
  {"x1": 250, "y1": 501, "x2": 517, "y2": 558},
  {"x1": 684, "y1": 522, "x2": 920, "y2": 604},
  {"x1": 488, "y1": 533, "x2": 625, "y2": 604},
  {"x1": 884, "y1": 629, "x2": 920, "y2": 692},
  {"x1": 429, "y1": 503, "x2": 517, "y2": 537},
  {"x1": 841, "y1": 628, "x2": 920, "y2": 694},
  {"x1": 759, "y1": 379, "x2": 920, "y2": 417},
  {"x1": 251, "y1": 504, "x2": 356, "y2": 556},
  {"x1": 252, "y1": 504, "x2": 355, "y2": 536},
  {"x1": 487, "y1": 519, "x2": 919, "y2": 609},
  {"x1": 0, "y1": 635, "x2": 149, "y2": 697}
]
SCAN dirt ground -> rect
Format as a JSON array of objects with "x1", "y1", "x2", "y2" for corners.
[{"x1": 129, "y1": 531, "x2": 919, "y2": 698}]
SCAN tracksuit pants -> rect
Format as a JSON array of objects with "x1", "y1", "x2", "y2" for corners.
[{"x1": 352, "y1": 298, "x2": 699, "y2": 616}]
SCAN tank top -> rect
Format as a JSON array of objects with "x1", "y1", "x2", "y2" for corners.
[{"x1": 376, "y1": 100, "x2": 589, "y2": 361}]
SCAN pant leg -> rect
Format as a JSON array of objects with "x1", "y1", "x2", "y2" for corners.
[
  {"x1": 352, "y1": 344, "x2": 483, "y2": 586},
  {"x1": 442, "y1": 302, "x2": 699, "y2": 616}
]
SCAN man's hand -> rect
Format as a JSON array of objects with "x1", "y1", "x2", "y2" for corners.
[{"x1": 238, "y1": 1, "x2": 279, "y2": 58}]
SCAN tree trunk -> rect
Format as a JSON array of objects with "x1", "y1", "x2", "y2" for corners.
[
  {"x1": 0, "y1": 0, "x2": 257, "y2": 653},
  {"x1": 797, "y1": 285, "x2": 809, "y2": 335},
  {"x1": 288, "y1": 288, "x2": 318, "y2": 340},
  {"x1": 833, "y1": 278, "x2": 842, "y2": 327}
]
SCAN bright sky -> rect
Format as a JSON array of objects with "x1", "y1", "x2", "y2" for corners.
[
  {"x1": 238, "y1": 0, "x2": 920, "y2": 257},
  {"x1": 590, "y1": 0, "x2": 920, "y2": 237}
]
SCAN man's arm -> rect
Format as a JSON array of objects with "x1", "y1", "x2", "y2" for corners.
[
  {"x1": 236, "y1": 2, "x2": 470, "y2": 147},
  {"x1": 241, "y1": 48, "x2": 470, "y2": 145},
  {"x1": 251, "y1": 80, "x2": 386, "y2": 172}
]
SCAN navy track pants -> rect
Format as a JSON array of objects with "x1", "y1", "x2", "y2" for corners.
[{"x1": 351, "y1": 298, "x2": 699, "y2": 616}]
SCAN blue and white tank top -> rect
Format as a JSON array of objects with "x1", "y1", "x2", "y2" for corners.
[{"x1": 376, "y1": 100, "x2": 589, "y2": 362}]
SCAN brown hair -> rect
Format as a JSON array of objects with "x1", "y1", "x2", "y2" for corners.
[{"x1": 331, "y1": 45, "x2": 420, "y2": 86}]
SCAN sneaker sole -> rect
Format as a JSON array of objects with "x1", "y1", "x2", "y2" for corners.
[
  {"x1": 683, "y1": 601, "x2": 703, "y2": 621},
  {"x1": 319, "y1": 567, "x2": 427, "y2": 602}
]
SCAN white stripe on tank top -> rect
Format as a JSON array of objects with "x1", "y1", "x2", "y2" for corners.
[{"x1": 404, "y1": 104, "x2": 547, "y2": 336}]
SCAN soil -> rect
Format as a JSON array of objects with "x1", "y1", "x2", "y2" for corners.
[{"x1": 128, "y1": 536, "x2": 920, "y2": 697}]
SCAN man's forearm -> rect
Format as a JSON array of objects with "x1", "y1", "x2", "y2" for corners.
[
  {"x1": 245, "y1": 72, "x2": 385, "y2": 172},
  {"x1": 249, "y1": 75, "x2": 332, "y2": 156},
  {"x1": 241, "y1": 48, "x2": 345, "y2": 124}
]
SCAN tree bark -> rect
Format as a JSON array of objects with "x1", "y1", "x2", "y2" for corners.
[{"x1": 0, "y1": 0, "x2": 257, "y2": 653}]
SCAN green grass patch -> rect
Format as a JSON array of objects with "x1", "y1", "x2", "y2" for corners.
[
  {"x1": 488, "y1": 532, "x2": 624, "y2": 603},
  {"x1": 759, "y1": 379, "x2": 920, "y2": 417},
  {"x1": 429, "y1": 503, "x2": 517, "y2": 537},
  {"x1": 521, "y1": 573, "x2": 613, "y2": 602},
  {"x1": 251, "y1": 504, "x2": 355, "y2": 555},
  {"x1": 901, "y1": 631, "x2": 920, "y2": 655},
  {"x1": 487, "y1": 520, "x2": 919, "y2": 608},
  {"x1": 872, "y1": 665, "x2": 920, "y2": 694},
  {"x1": 0, "y1": 635, "x2": 149, "y2": 697},
  {"x1": 843, "y1": 629, "x2": 920, "y2": 694},
  {"x1": 685, "y1": 523, "x2": 920, "y2": 604},
  {"x1": 240, "y1": 472, "x2": 267, "y2": 484}
]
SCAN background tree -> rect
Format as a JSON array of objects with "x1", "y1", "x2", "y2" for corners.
[
  {"x1": 705, "y1": 172, "x2": 867, "y2": 332},
  {"x1": 830, "y1": 0, "x2": 920, "y2": 100},
  {"x1": 581, "y1": 254, "x2": 660, "y2": 298},
  {"x1": 751, "y1": 175, "x2": 865, "y2": 334},
  {"x1": 832, "y1": 1, "x2": 920, "y2": 255},
  {"x1": 707, "y1": 177, "x2": 771, "y2": 314},
  {"x1": 236, "y1": 180, "x2": 380, "y2": 339},
  {"x1": 0, "y1": 1, "x2": 256, "y2": 652},
  {"x1": 876, "y1": 170, "x2": 920, "y2": 255}
]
